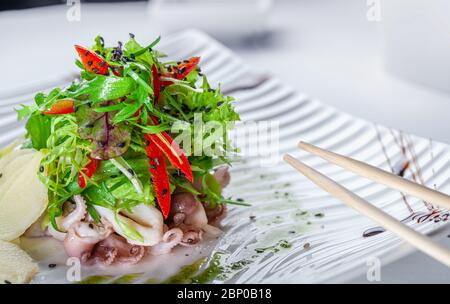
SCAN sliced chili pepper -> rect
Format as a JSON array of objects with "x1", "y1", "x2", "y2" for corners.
[
  {"x1": 175, "y1": 56, "x2": 200, "y2": 80},
  {"x1": 161, "y1": 57, "x2": 200, "y2": 86},
  {"x1": 42, "y1": 99, "x2": 75, "y2": 115},
  {"x1": 151, "y1": 64, "x2": 161, "y2": 102},
  {"x1": 144, "y1": 116, "x2": 193, "y2": 183},
  {"x1": 75, "y1": 45, "x2": 110, "y2": 75},
  {"x1": 78, "y1": 157, "x2": 99, "y2": 189},
  {"x1": 145, "y1": 141, "x2": 171, "y2": 218}
]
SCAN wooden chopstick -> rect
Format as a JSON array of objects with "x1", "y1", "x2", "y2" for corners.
[
  {"x1": 298, "y1": 141, "x2": 450, "y2": 211},
  {"x1": 283, "y1": 154, "x2": 450, "y2": 267}
]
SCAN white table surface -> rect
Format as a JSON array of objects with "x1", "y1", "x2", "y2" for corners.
[{"x1": 0, "y1": 0, "x2": 449, "y2": 283}]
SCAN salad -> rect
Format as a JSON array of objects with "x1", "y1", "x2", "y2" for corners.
[{"x1": 5, "y1": 34, "x2": 241, "y2": 268}]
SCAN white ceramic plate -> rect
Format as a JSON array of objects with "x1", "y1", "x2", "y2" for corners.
[{"x1": 1, "y1": 30, "x2": 449, "y2": 284}]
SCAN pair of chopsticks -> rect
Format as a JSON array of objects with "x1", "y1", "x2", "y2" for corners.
[{"x1": 284, "y1": 141, "x2": 450, "y2": 267}]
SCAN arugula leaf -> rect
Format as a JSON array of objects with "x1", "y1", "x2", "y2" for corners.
[
  {"x1": 203, "y1": 173, "x2": 222, "y2": 198},
  {"x1": 134, "y1": 123, "x2": 169, "y2": 134},
  {"x1": 222, "y1": 199, "x2": 251, "y2": 207},
  {"x1": 68, "y1": 75, "x2": 136, "y2": 102},
  {"x1": 84, "y1": 182, "x2": 116, "y2": 208},
  {"x1": 93, "y1": 103, "x2": 126, "y2": 113},
  {"x1": 16, "y1": 104, "x2": 37, "y2": 121},
  {"x1": 25, "y1": 114, "x2": 51, "y2": 150},
  {"x1": 125, "y1": 69, "x2": 154, "y2": 95},
  {"x1": 87, "y1": 204, "x2": 101, "y2": 223},
  {"x1": 94, "y1": 35, "x2": 106, "y2": 52},
  {"x1": 124, "y1": 38, "x2": 155, "y2": 67},
  {"x1": 131, "y1": 36, "x2": 161, "y2": 57},
  {"x1": 112, "y1": 99, "x2": 143, "y2": 124},
  {"x1": 75, "y1": 59, "x2": 85, "y2": 70},
  {"x1": 34, "y1": 92, "x2": 47, "y2": 106},
  {"x1": 47, "y1": 194, "x2": 65, "y2": 230}
]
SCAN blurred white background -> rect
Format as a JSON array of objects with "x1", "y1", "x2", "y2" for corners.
[{"x1": 0, "y1": 0, "x2": 450, "y2": 283}]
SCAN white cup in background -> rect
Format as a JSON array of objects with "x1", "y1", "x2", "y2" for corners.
[
  {"x1": 147, "y1": 0, "x2": 273, "y2": 42},
  {"x1": 382, "y1": 0, "x2": 450, "y2": 93}
]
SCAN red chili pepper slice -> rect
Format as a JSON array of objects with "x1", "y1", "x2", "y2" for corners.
[
  {"x1": 145, "y1": 141, "x2": 171, "y2": 218},
  {"x1": 78, "y1": 157, "x2": 99, "y2": 189},
  {"x1": 144, "y1": 117, "x2": 193, "y2": 182},
  {"x1": 75, "y1": 45, "x2": 110, "y2": 75},
  {"x1": 143, "y1": 63, "x2": 195, "y2": 218},
  {"x1": 42, "y1": 99, "x2": 75, "y2": 115},
  {"x1": 161, "y1": 57, "x2": 200, "y2": 86},
  {"x1": 151, "y1": 64, "x2": 161, "y2": 103}
]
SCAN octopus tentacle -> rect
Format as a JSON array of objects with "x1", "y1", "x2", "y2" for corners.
[
  {"x1": 213, "y1": 166, "x2": 230, "y2": 188},
  {"x1": 177, "y1": 224, "x2": 204, "y2": 246},
  {"x1": 203, "y1": 203, "x2": 227, "y2": 226},
  {"x1": 24, "y1": 215, "x2": 51, "y2": 238},
  {"x1": 62, "y1": 195, "x2": 88, "y2": 230},
  {"x1": 202, "y1": 224, "x2": 223, "y2": 237},
  {"x1": 51, "y1": 195, "x2": 88, "y2": 237},
  {"x1": 91, "y1": 234, "x2": 146, "y2": 265},
  {"x1": 47, "y1": 224, "x2": 67, "y2": 241},
  {"x1": 184, "y1": 202, "x2": 208, "y2": 227},
  {"x1": 63, "y1": 221, "x2": 113, "y2": 261},
  {"x1": 148, "y1": 228, "x2": 183, "y2": 255}
]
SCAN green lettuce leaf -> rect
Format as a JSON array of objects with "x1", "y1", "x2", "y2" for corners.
[
  {"x1": 68, "y1": 75, "x2": 136, "y2": 102},
  {"x1": 25, "y1": 114, "x2": 51, "y2": 150}
]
